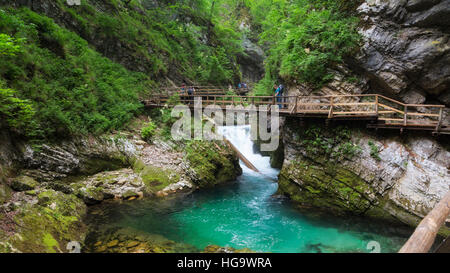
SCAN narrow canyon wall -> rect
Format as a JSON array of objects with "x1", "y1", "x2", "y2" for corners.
[
  {"x1": 278, "y1": 119, "x2": 450, "y2": 236},
  {"x1": 355, "y1": 0, "x2": 450, "y2": 105}
]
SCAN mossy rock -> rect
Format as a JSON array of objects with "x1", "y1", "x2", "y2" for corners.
[
  {"x1": 9, "y1": 190, "x2": 87, "y2": 253},
  {"x1": 139, "y1": 165, "x2": 179, "y2": 193},
  {"x1": 0, "y1": 181, "x2": 12, "y2": 204},
  {"x1": 131, "y1": 158, "x2": 146, "y2": 173},
  {"x1": 75, "y1": 186, "x2": 104, "y2": 205},
  {"x1": 185, "y1": 140, "x2": 242, "y2": 188},
  {"x1": 122, "y1": 190, "x2": 139, "y2": 199},
  {"x1": 277, "y1": 157, "x2": 377, "y2": 215},
  {"x1": 270, "y1": 139, "x2": 285, "y2": 169},
  {"x1": 46, "y1": 182, "x2": 74, "y2": 194},
  {"x1": 11, "y1": 176, "x2": 38, "y2": 192}
]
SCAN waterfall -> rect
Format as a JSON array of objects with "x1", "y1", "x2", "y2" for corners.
[{"x1": 218, "y1": 125, "x2": 279, "y2": 179}]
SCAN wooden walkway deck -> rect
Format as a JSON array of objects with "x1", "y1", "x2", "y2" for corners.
[{"x1": 143, "y1": 88, "x2": 449, "y2": 135}]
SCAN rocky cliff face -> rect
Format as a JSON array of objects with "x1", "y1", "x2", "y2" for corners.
[
  {"x1": 237, "y1": 34, "x2": 265, "y2": 83},
  {"x1": 235, "y1": 21, "x2": 265, "y2": 84},
  {"x1": 280, "y1": 2, "x2": 450, "y2": 232},
  {"x1": 278, "y1": 119, "x2": 450, "y2": 236},
  {"x1": 354, "y1": 0, "x2": 450, "y2": 105}
]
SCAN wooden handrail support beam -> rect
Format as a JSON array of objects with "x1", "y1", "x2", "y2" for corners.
[{"x1": 399, "y1": 191, "x2": 450, "y2": 253}]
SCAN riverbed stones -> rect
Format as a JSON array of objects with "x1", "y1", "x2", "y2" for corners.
[
  {"x1": 106, "y1": 240, "x2": 119, "y2": 248},
  {"x1": 126, "y1": 241, "x2": 139, "y2": 248},
  {"x1": 203, "y1": 245, "x2": 255, "y2": 253},
  {"x1": 85, "y1": 227, "x2": 198, "y2": 253}
]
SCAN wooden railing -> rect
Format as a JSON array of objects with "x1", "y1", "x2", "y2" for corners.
[
  {"x1": 143, "y1": 93, "x2": 447, "y2": 133},
  {"x1": 399, "y1": 191, "x2": 450, "y2": 253},
  {"x1": 158, "y1": 85, "x2": 250, "y2": 95}
]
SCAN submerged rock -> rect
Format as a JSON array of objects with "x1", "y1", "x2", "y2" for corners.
[
  {"x1": 203, "y1": 245, "x2": 255, "y2": 253},
  {"x1": 84, "y1": 227, "x2": 199, "y2": 253}
]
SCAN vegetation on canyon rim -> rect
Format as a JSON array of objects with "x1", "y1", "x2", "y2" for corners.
[{"x1": 0, "y1": 0, "x2": 361, "y2": 140}]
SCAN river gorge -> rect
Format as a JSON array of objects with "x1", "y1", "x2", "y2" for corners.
[
  {"x1": 82, "y1": 126, "x2": 413, "y2": 253},
  {"x1": 0, "y1": 0, "x2": 449, "y2": 255}
]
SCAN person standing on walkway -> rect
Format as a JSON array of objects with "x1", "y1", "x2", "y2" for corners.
[{"x1": 274, "y1": 84, "x2": 284, "y2": 109}]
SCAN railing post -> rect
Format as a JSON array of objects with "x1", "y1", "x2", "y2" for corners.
[
  {"x1": 404, "y1": 105, "x2": 408, "y2": 126},
  {"x1": 436, "y1": 107, "x2": 443, "y2": 132},
  {"x1": 291, "y1": 96, "x2": 298, "y2": 114},
  {"x1": 375, "y1": 95, "x2": 379, "y2": 116},
  {"x1": 328, "y1": 97, "x2": 334, "y2": 119}
]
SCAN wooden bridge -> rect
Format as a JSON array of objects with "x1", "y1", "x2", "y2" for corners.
[{"x1": 143, "y1": 87, "x2": 449, "y2": 135}]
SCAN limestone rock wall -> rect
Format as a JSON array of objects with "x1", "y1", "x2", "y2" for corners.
[
  {"x1": 355, "y1": 0, "x2": 450, "y2": 105},
  {"x1": 278, "y1": 119, "x2": 450, "y2": 236}
]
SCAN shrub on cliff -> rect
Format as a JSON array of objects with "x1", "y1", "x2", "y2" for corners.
[{"x1": 141, "y1": 121, "x2": 157, "y2": 142}]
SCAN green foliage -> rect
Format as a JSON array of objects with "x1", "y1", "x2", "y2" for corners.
[
  {"x1": 61, "y1": 0, "x2": 242, "y2": 84},
  {"x1": 368, "y1": 140, "x2": 381, "y2": 161},
  {"x1": 141, "y1": 121, "x2": 157, "y2": 142},
  {"x1": 0, "y1": 8, "x2": 148, "y2": 139},
  {"x1": 246, "y1": 0, "x2": 361, "y2": 94},
  {"x1": 0, "y1": 33, "x2": 22, "y2": 55},
  {"x1": 0, "y1": 0, "x2": 248, "y2": 139},
  {"x1": 146, "y1": 94, "x2": 182, "y2": 140},
  {"x1": 0, "y1": 88, "x2": 35, "y2": 134}
]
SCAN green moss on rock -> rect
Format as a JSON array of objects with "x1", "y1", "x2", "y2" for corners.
[
  {"x1": 0, "y1": 181, "x2": 11, "y2": 204},
  {"x1": 185, "y1": 140, "x2": 242, "y2": 188},
  {"x1": 139, "y1": 165, "x2": 179, "y2": 193},
  {"x1": 9, "y1": 190, "x2": 87, "y2": 253},
  {"x1": 80, "y1": 157, "x2": 129, "y2": 175},
  {"x1": 11, "y1": 176, "x2": 38, "y2": 192},
  {"x1": 278, "y1": 157, "x2": 380, "y2": 216},
  {"x1": 75, "y1": 186, "x2": 105, "y2": 205}
]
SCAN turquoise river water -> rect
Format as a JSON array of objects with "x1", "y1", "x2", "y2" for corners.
[{"x1": 86, "y1": 126, "x2": 412, "y2": 253}]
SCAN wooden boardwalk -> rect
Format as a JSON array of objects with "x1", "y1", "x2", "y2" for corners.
[{"x1": 143, "y1": 87, "x2": 449, "y2": 135}]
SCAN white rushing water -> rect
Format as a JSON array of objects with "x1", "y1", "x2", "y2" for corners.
[{"x1": 218, "y1": 125, "x2": 279, "y2": 179}]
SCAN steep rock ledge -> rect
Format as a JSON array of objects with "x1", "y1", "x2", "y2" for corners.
[
  {"x1": 354, "y1": 0, "x2": 450, "y2": 105},
  {"x1": 277, "y1": 118, "x2": 450, "y2": 236}
]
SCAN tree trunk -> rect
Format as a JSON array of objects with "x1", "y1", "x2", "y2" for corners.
[{"x1": 399, "y1": 191, "x2": 450, "y2": 253}]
